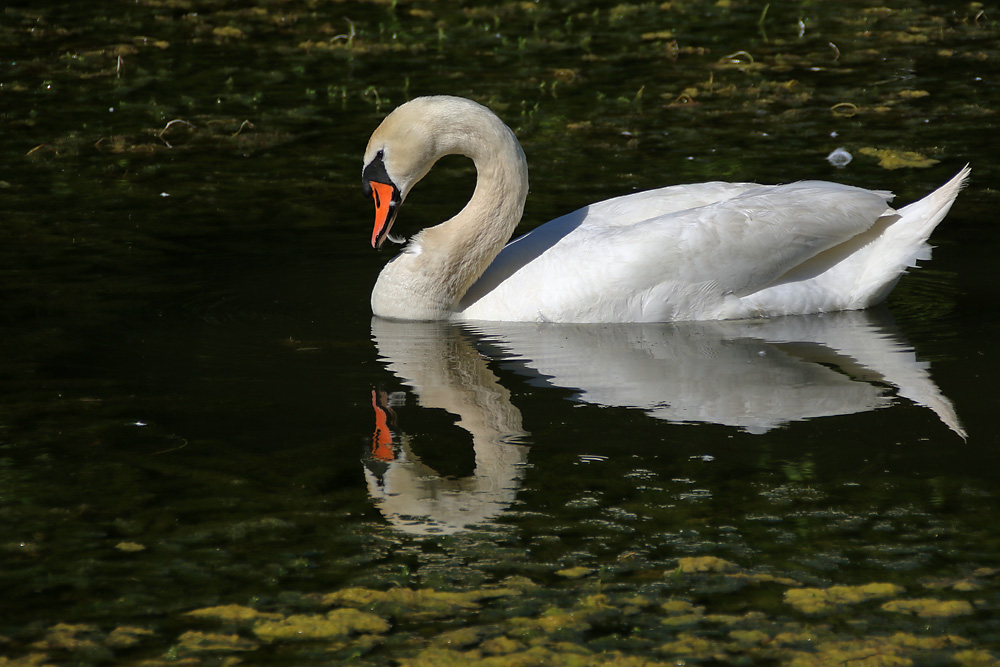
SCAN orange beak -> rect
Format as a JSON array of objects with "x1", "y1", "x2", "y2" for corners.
[{"x1": 369, "y1": 181, "x2": 399, "y2": 249}]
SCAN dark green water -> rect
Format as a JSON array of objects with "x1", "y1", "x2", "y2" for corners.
[{"x1": 2, "y1": 1, "x2": 999, "y2": 664}]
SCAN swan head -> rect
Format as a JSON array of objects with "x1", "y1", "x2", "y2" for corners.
[
  {"x1": 362, "y1": 149, "x2": 404, "y2": 249},
  {"x1": 363, "y1": 96, "x2": 526, "y2": 251},
  {"x1": 362, "y1": 97, "x2": 453, "y2": 249}
]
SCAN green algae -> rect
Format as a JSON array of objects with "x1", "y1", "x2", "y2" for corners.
[
  {"x1": 954, "y1": 649, "x2": 1000, "y2": 666},
  {"x1": 555, "y1": 566, "x2": 593, "y2": 579},
  {"x1": 859, "y1": 147, "x2": 942, "y2": 170},
  {"x1": 104, "y1": 626, "x2": 155, "y2": 649},
  {"x1": 252, "y1": 608, "x2": 390, "y2": 642},
  {"x1": 881, "y1": 597, "x2": 976, "y2": 618},
  {"x1": 185, "y1": 603, "x2": 283, "y2": 624},
  {"x1": 658, "y1": 627, "x2": 974, "y2": 665},
  {"x1": 784, "y1": 582, "x2": 905, "y2": 614},
  {"x1": 661, "y1": 598, "x2": 701, "y2": 616},
  {"x1": 321, "y1": 586, "x2": 520, "y2": 620},
  {"x1": 429, "y1": 626, "x2": 489, "y2": 650},
  {"x1": 29, "y1": 624, "x2": 110, "y2": 661},
  {"x1": 777, "y1": 632, "x2": 973, "y2": 667},
  {"x1": 174, "y1": 630, "x2": 257, "y2": 653},
  {"x1": 674, "y1": 555, "x2": 739, "y2": 573},
  {"x1": 925, "y1": 567, "x2": 1000, "y2": 593},
  {"x1": 22, "y1": 623, "x2": 158, "y2": 663},
  {"x1": 506, "y1": 608, "x2": 594, "y2": 640},
  {"x1": 399, "y1": 645, "x2": 674, "y2": 667},
  {"x1": 2, "y1": 558, "x2": 997, "y2": 665},
  {"x1": 658, "y1": 633, "x2": 718, "y2": 660}
]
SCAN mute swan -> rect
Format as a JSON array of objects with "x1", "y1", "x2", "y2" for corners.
[{"x1": 362, "y1": 95, "x2": 968, "y2": 323}]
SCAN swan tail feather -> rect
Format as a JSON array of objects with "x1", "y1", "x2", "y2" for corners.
[
  {"x1": 740, "y1": 166, "x2": 969, "y2": 316},
  {"x1": 892, "y1": 164, "x2": 970, "y2": 262},
  {"x1": 856, "y1": 164, "x2": 970, "y2": 305}
]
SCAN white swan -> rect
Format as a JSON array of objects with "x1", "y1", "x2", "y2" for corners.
[{"x1": 362, "y1": 95, "x2": 969, "y2": 323}]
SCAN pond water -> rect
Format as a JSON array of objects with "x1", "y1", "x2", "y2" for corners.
[{"x1": 2, "y1": 0, "x2": 999, "y2": 664}]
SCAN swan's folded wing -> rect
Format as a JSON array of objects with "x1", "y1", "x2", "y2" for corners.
[
  {"x1": 630, "y1": 181, "x2": 895, "y2": 296},
  {"x1": 582, "y1": 181, "x2": 765, "y2": 226},
  {"x1": 458, "y1": 181, "x2": 894, "y2": 322},
  {"x1": 463, "y1": 181, "x2": 805, "y2": 306}
]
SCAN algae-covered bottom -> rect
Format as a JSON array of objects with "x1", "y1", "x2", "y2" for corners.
[{"x1": 3, "y1": 407, "x2": 998, "y2": 665}]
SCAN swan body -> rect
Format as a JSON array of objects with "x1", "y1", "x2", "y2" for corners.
[{"x1": 362, "y1": 95, "x2": 968, "y2": 323}]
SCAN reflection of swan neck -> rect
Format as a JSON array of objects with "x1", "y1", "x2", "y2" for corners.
[
  {"x1": 373, "y1": 319, "x2": 527, "y2": 446},
  {"x1": 369, "y1": 319, "x2": 530, "y2": 534},
  {"x1": 364, "y1": 434, "x2": 528, "y2": 536}
]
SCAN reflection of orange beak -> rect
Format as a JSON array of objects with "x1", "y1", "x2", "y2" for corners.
[{"x1": 371, "y1": 389, "x2": 395, "y2": 461}]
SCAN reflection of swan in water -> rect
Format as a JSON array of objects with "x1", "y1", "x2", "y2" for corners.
[
  {"x1": 365, "y1": 320, "x2": 529, "y2": 535},
  {"x1": 368, "y1": 311, "x2": 963, "y2": 534},
  {"x1": 467, "y1": 309, "x2": 964, "y2": 437}
]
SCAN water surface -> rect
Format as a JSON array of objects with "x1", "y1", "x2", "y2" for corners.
[{"x1": 2, "y1": 1, "x2": 999, "y2": 664}]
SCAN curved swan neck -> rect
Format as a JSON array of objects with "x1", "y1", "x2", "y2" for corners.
[
  {"x1": 421, "y1": 107, "x2": 529, "y2": 282},
  {"x1": 371, "y1": 97, "x2": 529, "y2": 319}
]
